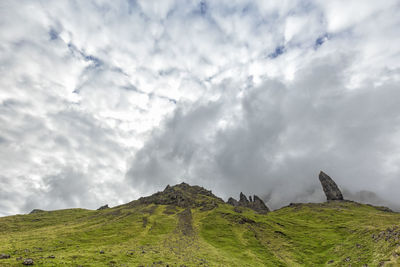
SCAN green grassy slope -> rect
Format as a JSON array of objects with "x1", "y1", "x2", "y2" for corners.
[{"x1": 1, "y1": 195, "x2": 400, "y2": 266}]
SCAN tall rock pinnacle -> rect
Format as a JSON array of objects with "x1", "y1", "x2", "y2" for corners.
[
  {"x1": 319, "y1": 171, "x2": 344, "y2": 201},
  {"x1": 251, "y1": 195, "x2": 270, "y2": 213},
  {"x1": 239, "y1": 192, "x2": 249, "y2": 205}
]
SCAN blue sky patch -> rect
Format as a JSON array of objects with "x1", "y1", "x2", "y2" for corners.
[
  {"x1": 49, "y1": 29, "x2": 58, "y2": 40},
  {"x1": 314, "y1": 34, "x2": 329, "y2": 49},
  {"x1": 269, "y1": 45, "x2": 285, "y2": 59}
]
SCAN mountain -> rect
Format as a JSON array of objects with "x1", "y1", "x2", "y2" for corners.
[
  {"x1": 1, "y1": 174, "x2": 400, "y2": 266},
  {"x1": 342, "y1": 189, "x2": 400, "y2": 212}
]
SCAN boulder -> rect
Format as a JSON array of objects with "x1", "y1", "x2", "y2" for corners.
[
  {"x1": 22, "y1": 258, "x2": 34, "y2": 265},
  {"x1": 319, "y1": 171, "x2": 344, "y2": 201},
  {"x1": 0, "y1": 254, "x2": 10, "y2": 259}
]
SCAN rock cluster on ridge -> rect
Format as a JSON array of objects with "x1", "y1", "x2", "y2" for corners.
[
  {"x1": 133, "y1": 182, "x2": 270, "y2": 213},
  {"x1": 319, "y1": 171, "x2": 344, "y2": 201},
  {"x1": 227, "y1": 192, "x2": 270, "y2": 214}
]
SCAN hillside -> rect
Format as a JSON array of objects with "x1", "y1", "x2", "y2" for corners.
[{"x1": 1, "y1": 181, "x2": 400, "y2": 266}]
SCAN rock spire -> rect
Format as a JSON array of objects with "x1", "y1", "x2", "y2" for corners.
[{"x1": 319, "y1": 171, "x2": 344, "y2": 201}]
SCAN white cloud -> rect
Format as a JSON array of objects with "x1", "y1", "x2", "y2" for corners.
[
  {"x1": 0, "y1": 0, "x2": 400, "y2": 215},
  {"x1": 318, "y1": 0, "x2": 399, "y2": 33}
]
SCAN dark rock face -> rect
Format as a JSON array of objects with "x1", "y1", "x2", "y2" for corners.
[
  {"x1": 97, "y1": 204, "x2": 109, "y2": 210},
  {"x1": 319, "y1": 171, "x2": 344, "y2": 201},
  {"x1": 228, "y1": 193, "x2": 270, "y2": 214},
  {"x1": 134, "y1": 182, "x2": 224, "y2": 209}
]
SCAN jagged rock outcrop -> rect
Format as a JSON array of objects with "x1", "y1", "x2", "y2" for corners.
[
  {"x1": 239, "y1": 192, "x2": 249, "y2": 205},
  {"x1": 228, "y1": 193, "x2": 270, "y2": 214},
  {"x1": 135, "y1": 182, "x2": 224, "y2": 209},
  {"x1": 319, "y1": 171, "x2": 344, "y2": 201},
  {"x1": 252, "y1": 195, "x2": 270, "y2": 213},
  {"x1": 97, "y1": 204, "x2": 109, "y2": 210}
]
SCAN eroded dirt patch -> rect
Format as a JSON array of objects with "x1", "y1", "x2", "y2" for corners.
[{"x1": 178, "y1": 208, "x2": 194, "y2": 236}]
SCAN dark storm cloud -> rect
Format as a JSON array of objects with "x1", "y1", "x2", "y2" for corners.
[
  {"x1": 22, "y1": 168, "x2": 95, "y2": 213},
  {"x1": 126, "y1": 55, "x2": 400, "y2": 209},
  {"x1": 126, "y1": 100, "x2": 223, "y2": 192}
]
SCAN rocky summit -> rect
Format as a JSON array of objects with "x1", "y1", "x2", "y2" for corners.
[
  {"x1": 319, "y1": 171, "x2": 344, "y2": 201},
  {"x1": 134, "y1": 182, "x2": 225, "y2": 210}
]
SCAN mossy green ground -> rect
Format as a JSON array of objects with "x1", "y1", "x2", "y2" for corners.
[{"x1": 1, "y1": 201, "x2": 400, "y2": 266}]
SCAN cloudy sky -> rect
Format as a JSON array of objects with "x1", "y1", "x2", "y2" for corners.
[{"x1": 1, "y1": 0, "x2": 400, "y2": 216}]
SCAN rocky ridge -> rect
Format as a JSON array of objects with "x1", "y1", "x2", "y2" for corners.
[
  {"x1": 27, "y1": 171, "x2": 385, "y2": 215},
  {"x1": 133, "y1": 170, "x2": 343, "y2": 213},
  {"x1": 128, "y1": 182, "x2": 272, "y2": 214}
]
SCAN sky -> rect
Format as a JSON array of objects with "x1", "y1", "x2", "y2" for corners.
[{"x1": 1, "y1": 0, "x2": 400, "y2": 216}]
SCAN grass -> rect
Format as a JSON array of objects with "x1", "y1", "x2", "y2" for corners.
[{"x1": 1, "y1": 200, "x2": 400, "y2": 266}]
